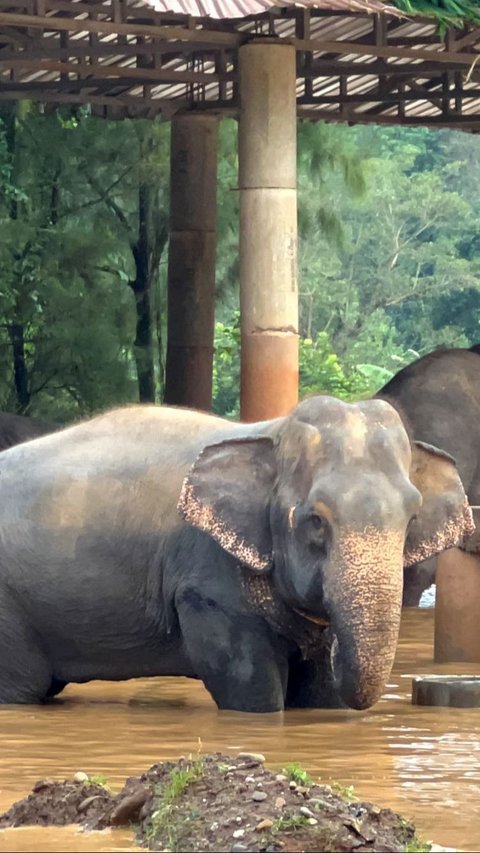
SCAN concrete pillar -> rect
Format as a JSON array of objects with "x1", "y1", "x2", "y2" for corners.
[
  {"x1": 434, "y1": 548, "x2": 480, "y2": 662},
  {"x1": 238, "y1": 41, "x2": 299, "y2": 423},
  {"x1": 164, "y1": 114, "x2": 218, "y2": 411}
]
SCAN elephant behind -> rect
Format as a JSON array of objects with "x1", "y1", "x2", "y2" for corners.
[
  {"x1": 0, "y1": 411, "x2": 53, "y2": 451},
  {"x1": 378, "y1": 344, "x2": 480, "y2": 606},
  {"x1": 0, "y1": 396, "x2": 472, "y2": 712}
]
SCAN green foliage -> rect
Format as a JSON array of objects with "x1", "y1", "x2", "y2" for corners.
[
  {"x1": 146, "y1": 757, "x2": 205, "y2": 851},
  {"x1": 1, "y1": 107, "x2": 480, "y2": 423},
  {"x1": 391, "y1": 0, "x2": 480, "y2": 28},
  {"x1": 404, "y1": 838, "x2": 431, "y2": 853},
  {"x1": 271, "y1": 814, "x2": 310, "y2": 833},
  {"x1": 87, "y1": 773, "x2": 110, "y2": 790},
  {"x1": 282, "y1": 762, "x2": 313, "y2": 786},
  {"x1": 212, "y1": 314, "x2": 241, "y2": 418},
  {"x1": 0, "y1": 105, "x2": 168, "y2": 419},
  {"x1": 331, "y1": 782, "x2": 358, "y2": 803}
]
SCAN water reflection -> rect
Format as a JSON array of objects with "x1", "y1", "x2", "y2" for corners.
[{"x1": 1, "y1": 609, "x2": 479, "y2": 852}]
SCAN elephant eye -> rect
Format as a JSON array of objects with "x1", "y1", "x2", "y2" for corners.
[{"x1": 307, "y1": 513, "x2": 330, "y2": 556}]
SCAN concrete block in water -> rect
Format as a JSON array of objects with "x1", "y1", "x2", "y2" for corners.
[{"x1": 412, "y1": 675, "x2": 480, "y2": 707}]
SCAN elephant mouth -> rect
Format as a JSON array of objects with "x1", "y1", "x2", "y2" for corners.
[{"x1": 293, "y1": 608, "x2": 329, "y2": 627}]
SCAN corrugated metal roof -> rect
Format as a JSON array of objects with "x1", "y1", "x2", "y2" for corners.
[
  {"x1": 1, "y1": 2, "x2": 480, "y2": 129},
  {"x1": 142, "y1": 0, "x2": 400, "y2": 20}
]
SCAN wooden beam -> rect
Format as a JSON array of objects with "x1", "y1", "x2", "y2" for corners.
[
  {"x1": 307, "y1": 58, "x2": 478, "y2": 77},
  {"x1": 0, "y1": 56, "x2": 234, "y2": 84},
  {"x1": 294, "y1": 35, "x2": 480, "y2": 68},
  {"x1": 298, "y1": 105, "x2": 480, "y2": 128},
  {"x1": 0, "y1": 88, "x2": 185, "y2": 110},
  {"x1": 297, "y1": 87, "x2": 464, "y2": 104},
  {"x1": 0, "y1": 11, "x2": 242, "y2": 47}
]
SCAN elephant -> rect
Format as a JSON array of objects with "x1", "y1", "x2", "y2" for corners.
[
  {"x1": 377, "y1": 344, "x2": 480, "y2": 606},
  {"x1": 0, "y1": 411, "x2": 53, "y2": 451},
  {"x1": 0, "y1": 395, "x2": 472, "y2": 712}
]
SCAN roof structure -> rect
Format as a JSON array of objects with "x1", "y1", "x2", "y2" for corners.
[{"x1": 2, "y1": 0, "x2": 480, "y2": 129}]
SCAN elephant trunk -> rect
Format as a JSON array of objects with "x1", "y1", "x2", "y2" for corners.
[{"x1": 326, "y1": 527, "x2": 404, "y2": 711}]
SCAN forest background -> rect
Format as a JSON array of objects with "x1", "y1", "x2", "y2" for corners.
[{"x1": 1, "y1": 103, "x2": 478, "y2": 423}]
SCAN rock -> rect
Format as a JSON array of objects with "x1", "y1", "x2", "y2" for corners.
[
  {"x1": 308, "y1": 798, "x2": 325, "y2": 808},
  {"x1": 110, "y1": 786, "x2": 150, "y2": 826},
  {"x1": 275, "y1": 774, "x2": 287, "y2": 782},
  {"x1": 73, "y1": 771, "x2": 89, "y2": 784},
  {"x1": 233, "y1": 828, "x2": 245, "y2": 838},
  {"x1": 32, "y1": 780, "x2": 55, "y2": 793},
  {"x1": 252, "y1": 790, "x2": 267, "y2": 802},
  {"x1": 289, "y1": 781, "x2": 297, "y2": 790},
  {"x1": 231, "y1": 845, "x2": 249, "y2": 853},
  {"x1": 307, "y1": 817, "x2": 318, "y2": 826},
  {"x1": 235, "y1": 816, "x2": 243, "y2": 824},
  {"x1": 274, "y1": 796, "x2": 286, "y2": 809},
  {"x1": 78, "y1": 795, "x2": 101, "y2": 814},
  {"x1": 237, "y1": 752, "x2": 266, "y2": 763},
  {"x1": 256, "y1": 782, "x2": 263, "y2": 788},
  {"x1": 300, "y1": 806, "x2": 315, "y2": 818},
  {"x1": 245, "y1": 776, "x2": 255, "y2": 784},
  {"x1": 256, "y1": 818, "x2": 274, "y2": 831}
]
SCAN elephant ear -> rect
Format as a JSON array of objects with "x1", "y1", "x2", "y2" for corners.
[
  {"x1": 404, "y1": 441, "x2": 475, "y2": 568},
  {"x1": 178, "y1": 437, "x2": 276, "y2": 571}
]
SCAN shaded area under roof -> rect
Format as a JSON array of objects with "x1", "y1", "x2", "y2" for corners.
[{"x1": 1, "y1": 0, "x2": 480, "y2": 129}]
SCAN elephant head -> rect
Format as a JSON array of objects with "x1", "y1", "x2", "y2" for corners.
[{"x1": 178, "y1": 396, "x2": 473, "y2": 711}]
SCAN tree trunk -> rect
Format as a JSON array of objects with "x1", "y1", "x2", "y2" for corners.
[
  {"x1": 4, "y1": 105, "x2": 30, "y2": 413},
  {"x1": 129, "y1": 182, "x2": 156, "y2": 403},
  {"x1": 8, "y1": 322, "x2": 30, "y2": 413}
]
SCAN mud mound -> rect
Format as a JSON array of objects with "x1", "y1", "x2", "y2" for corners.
[
  {"x1": 0, "y1": 776, "x2": 112, "y2": 828},
  {"x1": 0, "y1": 753, "x2": 428, "y2": 852}
]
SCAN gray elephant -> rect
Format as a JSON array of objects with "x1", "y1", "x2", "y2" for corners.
[
  {"x1": 0, "y1": 411, "x2": 52, "y2": 451},
  {"x1": 0, "y1": 396, "x2": 472, "y2": 712},
  {"x1": 378, "y1": 344, "x2": 480, "y2": 606}
]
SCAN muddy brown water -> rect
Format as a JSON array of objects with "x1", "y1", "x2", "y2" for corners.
[{"x1": 1, "y1": 608, "x2": 479, "y2": 853}]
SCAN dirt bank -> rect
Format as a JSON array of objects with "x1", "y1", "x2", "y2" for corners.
[{"x1": 0, "y1": 752, "x2": 429, "y2": 852}]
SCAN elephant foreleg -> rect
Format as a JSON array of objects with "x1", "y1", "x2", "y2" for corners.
[{"x1": 176, "y1": 587, "x2": 288, "y2": 713}]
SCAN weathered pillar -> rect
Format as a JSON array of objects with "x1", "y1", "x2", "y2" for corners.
[
  {"x1": 238, "y1": 42, "x2": 299, "y2": 423},
  {"x1": 164, "y1": 114, "x2": 218, "y2": 411},
  {"x1": 435, "y1": 548, "x2": 480, "y2": 662}
]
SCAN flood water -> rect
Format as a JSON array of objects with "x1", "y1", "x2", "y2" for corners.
[{"x1": 1, "y1": 605, "x2": 479, "y2": 853}]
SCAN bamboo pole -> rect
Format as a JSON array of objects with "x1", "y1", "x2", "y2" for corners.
[
  {"x1": 164, "y1": 114, "x2": 218, "y2": 411},
  {"x1": 238, "y1": 41, "x2": 299, "y2": 422}
]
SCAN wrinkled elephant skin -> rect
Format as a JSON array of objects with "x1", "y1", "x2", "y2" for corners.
[{"x1": 0, "y1": 396, "x2": 472, "y2": 712}]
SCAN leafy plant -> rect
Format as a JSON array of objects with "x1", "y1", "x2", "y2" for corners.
[
  {"x1": 145, "y1": 756, "x2": 205, "y2": 851},
  {"x1": 331, "y1": 782, "x2": 358, "y2": 803},
  {"x1": 282, "y1": 762, "x2": 313, "y2": 786}
]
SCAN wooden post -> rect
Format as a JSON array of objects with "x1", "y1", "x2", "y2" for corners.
[
  {"x1": 164, "y1": 114, "x2": 218, "y2": 411},
  {"x1": 435, "y1": 548, "x2": 480, "y2": 662},
  {"x1": 238, "y1": 42, "x2": 299, "y2": 423}
]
